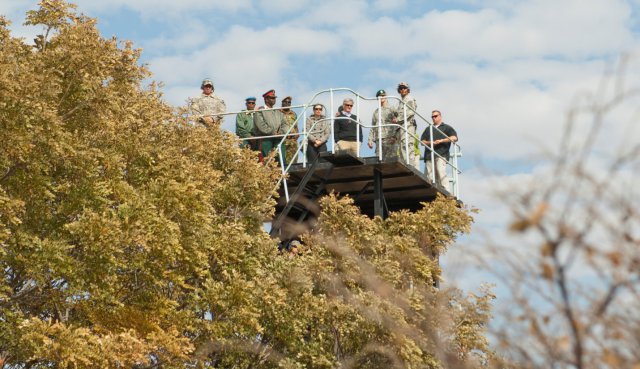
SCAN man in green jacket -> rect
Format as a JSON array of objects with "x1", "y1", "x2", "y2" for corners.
[{"x1": 236, "y1": 96, "x2": 256, "y2": 148}]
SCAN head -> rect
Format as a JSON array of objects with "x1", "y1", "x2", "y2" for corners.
[
  {"x1": 281, "y1": 96, "x2": 292, "y2": 111},
  {"x1": 245, "y1": 96, "x2": 256, "y2": 110},
  {"x1": 262, "y1": 89, "x2": 277, "y2": 107},
  {"x1": 201, "y1": 78, "x2": 214, "y2": 95},
  {"x1": 312, "y1": 104, "x2": 324, "y2": 117},
  {"x1": 375, "y1": 89, "x2": 387, "y2": 105},
  {"x1": 397, "y1": 82, "x2": 410, "y2": 97},
  {"x1": 431, "y1": 110, "x2": 442, "y2": 125},
  {"x1": 342, "y1": 98, "x2": 354, "y2": 113}
]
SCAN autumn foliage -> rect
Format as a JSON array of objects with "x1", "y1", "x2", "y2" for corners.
[{"x1": 0, "y1": 2, "x2": 493, "y2": 368}]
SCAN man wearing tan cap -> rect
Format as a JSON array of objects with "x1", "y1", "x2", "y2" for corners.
[{"x1": 395, "y1": 82, "x2": 419, "y2": 168}]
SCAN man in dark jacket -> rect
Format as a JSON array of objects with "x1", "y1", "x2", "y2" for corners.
[{"x1": 333, "y1": 98, "x2": 362, "y2": 156}]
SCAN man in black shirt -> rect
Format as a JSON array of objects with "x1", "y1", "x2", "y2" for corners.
[{"x1": 420, "y1": 110, "x2": 458, "y2": 190}]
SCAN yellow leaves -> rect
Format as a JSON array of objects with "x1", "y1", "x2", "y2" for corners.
[
  {"x1": 541, "y1": 262, "x2": 555, "y2": 280},
  {"x1": 510, "y1": 202, "x2": 549, "y2": 233},
  {"x1": 606, "y1": 251, "x2": 623, "y2": 267}
]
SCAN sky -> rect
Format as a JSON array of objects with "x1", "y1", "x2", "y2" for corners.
[{"x1": 3, "y1": 0, "x2": 640, "y2": 295}]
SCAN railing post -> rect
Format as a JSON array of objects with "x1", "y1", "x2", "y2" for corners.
[
  {"x1": 377, "y1": 97, "x2": 383, "y2": 161},
  {"x1": 356, "y1": 94, "x2": 360, "y2": 158},
  {"x1": 330, "y1": 89, "x2": 335, "y2": 154},
  {"x1": 302, "y1": 112, "x2": 307, "y2": 168},
  {"x1": 429, "y1": 124, "x2": 435, "y2": 184}
]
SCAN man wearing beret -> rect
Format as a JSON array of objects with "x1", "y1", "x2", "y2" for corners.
[
  {"x1": 253, "y1": 89, "x2": 288, "y2": 163},
  {"x1": 281, "y1": 96, "x2": 299, "y2": 164},
  {"x1": 236, "y1": 96, "x2": 256, "y2": 148},
  {"x1": 190, "y1": 78, "x2": 226, "y2": 128}
]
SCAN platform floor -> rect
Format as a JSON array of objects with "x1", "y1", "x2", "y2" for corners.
[{"x1": 276, "y1": 153, "x2": 451, "y2": 218}]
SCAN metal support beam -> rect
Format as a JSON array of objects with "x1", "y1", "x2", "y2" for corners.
[{"x1": 373, "y1": 168, "x2": 384, "y2": 219}]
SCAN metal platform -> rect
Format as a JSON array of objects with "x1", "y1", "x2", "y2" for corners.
[{"x1": 275, "y1": 152, "x2": 450, "y2": 221}]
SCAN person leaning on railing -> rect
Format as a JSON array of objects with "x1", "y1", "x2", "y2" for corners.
[
  {"x1": 420, "y1": 110, "x2": 458, "y2": 189},
  {"x1": 305, "y1": 103, "x2": 330, "y2": 163},
  {"x1": 189, "y1": 78, "x2": 226, "y2": 128}
]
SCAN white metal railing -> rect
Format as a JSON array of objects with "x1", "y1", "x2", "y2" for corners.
[{"x1": 215, "y1": 88, "x2": 462, "y2": 200}]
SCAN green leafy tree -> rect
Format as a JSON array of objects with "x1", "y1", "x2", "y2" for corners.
[{"x1": 1, "y1": 2, "x2": 493, "y2": 368}]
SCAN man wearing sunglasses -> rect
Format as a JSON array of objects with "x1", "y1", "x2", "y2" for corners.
[
  {"x1": 420, "y1": 110, "x2": 458, "y2": 190},
  {"x1": 236, "y1": 96, "x2": 256, "y2": 148},
  {"x1": 333, "y1": 98, "x2": 362, "y2": 156},
  {"x1": 395, "y1": 82, "x2": 419, "y2": 168}
]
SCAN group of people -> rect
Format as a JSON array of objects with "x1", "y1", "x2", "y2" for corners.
[{"x1": 189, "y1": 79, "x2": 458, "y2": 190}]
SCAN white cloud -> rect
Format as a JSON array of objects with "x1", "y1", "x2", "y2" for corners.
[{"x1": 74, "y1": 0, "x2": 252, "y2": 20}]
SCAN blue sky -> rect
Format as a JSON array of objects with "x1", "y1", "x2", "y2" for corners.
[{"x1": 3, "y1": 0, "x2": 640, "y2": 293}]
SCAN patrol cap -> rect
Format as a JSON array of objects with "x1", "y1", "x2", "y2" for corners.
[
  {"x1": 376, "y1": 89, "x2": 386, "y2": 97},
  {"x1": 397, "y1": 82, "x2": 410, "y2": 90},
  {"x1": 262, "y1": 89, "x2": 277, "y2": 98},
  {"x1": 201, "y1": 78, "x2": 214, "y2": 88},
  {"x1": 245, "y1": 96, "x2": 256, "y2": 102}
]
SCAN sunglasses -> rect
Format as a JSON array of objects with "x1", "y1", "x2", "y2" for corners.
[
  {"x1": 343, "y1": 104, "x2": 353, "y2": 107},
  {"x1": 431, "y1": 115, "x2": 439, "y2": 118},
  {"x1": 313, "y1": 107, "x2": 322, "y2": 111},
  {"x1": 246, "y1": 101, "x2": 256, "y2": 104}
]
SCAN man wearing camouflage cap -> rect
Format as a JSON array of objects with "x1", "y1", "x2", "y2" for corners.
[
  {"x1": 368, "y1": 89, "x2": 399, "y2": 160},
  {"x1": 253, "y1": 89, "x2": 288, "y2": 163},
  {"x1": 190, "y1": 78, "x2": 226, "y2": 128},
  {"x1": 281, "y1": 96, "x2": 299, "y2": 164},
  {"x1": 236, "y1": 96, "x2": 256, "y2": 148},
  {"x1": 395, "y1": 82, "x2": 419, "y2": 168}
]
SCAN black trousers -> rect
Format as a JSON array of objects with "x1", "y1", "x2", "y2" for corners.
[{"x1": 306, "y1": 141, "x2": 327, "y2": 163}]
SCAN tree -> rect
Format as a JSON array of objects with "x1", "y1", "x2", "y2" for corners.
[
  {"x1": 0, "y1": 2, "x2": 493, "y2": 368},
  {"x1": 477, "y1": 56, "x2": 640, "y2": 369}
]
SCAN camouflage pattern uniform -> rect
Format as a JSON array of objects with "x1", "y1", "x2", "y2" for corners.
[
  {"x1": 190, "y1": 79, "x2": 226, "y2": 127},
  {"x1": 395, "y1": 82, "x2": 419, "y2": 168},
  {"x1": 282, "y1": 109, "x2": 299, "y2": 164},
  {"x1": 368, "y1": 90, "x2": 399, "y2": 160}
]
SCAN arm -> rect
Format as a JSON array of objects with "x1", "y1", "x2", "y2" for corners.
[{"x1": 213, "y1": 98, "x2": 226, "y2": 124}]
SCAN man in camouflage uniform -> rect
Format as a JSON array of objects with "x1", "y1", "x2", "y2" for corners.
[
  {"x1": 368, "y1": 89, "x2": 399, "y2": 160},
  {"x1": 281, "y1": 96, "x2": 299, "y2": 164},
  {"x1": 236, "y1": 96, "x2": 256, "y2": 148},
  {"x1": 190, "y1": 78, "x2": 226, "y2": 128},
  {"x1": 253, "y1": 89, "x2": 288, "y2": 163},
  {"x1": 395, "y1": 82, "x2": 419, "y2": 168}
]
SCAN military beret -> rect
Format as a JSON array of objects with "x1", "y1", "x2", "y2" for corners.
[
  {"x1": 262, "y1": 89, "x2": 277, "y2": 98},
  {"x1": 245, "y1": 96, "x2": 256, "y2": 102}
]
